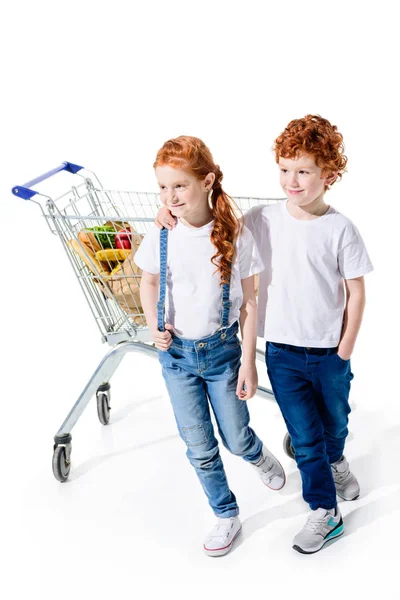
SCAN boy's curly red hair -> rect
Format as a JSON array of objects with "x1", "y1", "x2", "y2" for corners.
[
  {"x1": 154, "y1": 136, "x2": 242, "y2": 285},
  {"x1": 273, "y1": 115, "x2": 348, "y2": 186}
]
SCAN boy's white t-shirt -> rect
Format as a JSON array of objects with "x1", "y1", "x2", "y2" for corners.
[
  {"x1": 245, "y1": 202, "x2": 374, "y2": 348},
  {"x1": 134, "y1": 220, "x2": 264, "y2": 340}
]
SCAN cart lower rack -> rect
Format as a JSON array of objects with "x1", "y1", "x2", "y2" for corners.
[{"x1": 13, "y1": 162, "x2": 294, "y2": 481}]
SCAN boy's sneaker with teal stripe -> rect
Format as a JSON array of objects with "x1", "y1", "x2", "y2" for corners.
[
  {"x1": 292, "y1": 507, "x2": 344, "y2": 554},
  {"x1": 331, "y1": 455, "x2": 360, "y2": 501}
]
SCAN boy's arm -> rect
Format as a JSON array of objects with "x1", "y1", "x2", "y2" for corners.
[
  {"x1": 155, "y1": 205, "x2": 177, "y2": 230},
  {"x1": 236, "y1": 275, "x2": 258, "y2": 400},
  {"x1": 140, "y1": 270, "x2": 173, "y2": 350},
  {"x1": 155, "y1": 202, "x2": 260, "y2": 230},
  {"x1": 338, "y1": 276, "x2": 366, "y2": 360}
]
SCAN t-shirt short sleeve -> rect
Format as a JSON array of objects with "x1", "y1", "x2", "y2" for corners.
[
  {"x1": 338, "y1": 224, "x2": 374, "y2": 279},
  {"x1": 133, "y1": 225, "x2": 160, "y2": 274},
  {"x1": 238, "y1": 225, "x2": 265, "y2": 279},
  {"x1": 244, "y1": 204, "x2": 270, "y2": 261},
  {"x1": 244, "y1": 205, "x2": 264, "y2": 242}
]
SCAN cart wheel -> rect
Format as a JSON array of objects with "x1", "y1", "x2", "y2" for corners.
[
  {"x1": 97, "y1": 392, "x2": 111, "y2": 425},
  {"x1": 283, "y1": 432, "x2": 295, "y2": 459},
  {"x1": 52, "y1": 445, "x2": 71, "y2": 482}
]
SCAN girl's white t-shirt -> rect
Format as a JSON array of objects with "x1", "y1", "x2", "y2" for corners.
[
  {"x1": 245, "y1": 202, "x2": 374, "y2": 347},
  {"x1": 134, "y1": 220, "x2": 264, "y2": 340}
]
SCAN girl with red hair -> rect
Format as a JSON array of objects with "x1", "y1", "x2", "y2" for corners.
[{"x1": 134, "y1": 136, "x2": 285, "y2": 557}]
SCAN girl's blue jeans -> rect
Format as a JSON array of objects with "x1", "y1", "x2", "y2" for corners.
[
  {"x1": 158, "y1": 321, "x2": 263, "y2": 517},
  {"x1": 266, "y1": 341, "x2": 354, "y2": 510}
]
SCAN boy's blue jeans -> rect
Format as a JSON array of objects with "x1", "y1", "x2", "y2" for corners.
[
  {"x1": 265, "y1": 342, "x2": 354, "y2": 510},
  {"x1": 158, "y1": 322, "x2": 263, "y2": 518}
]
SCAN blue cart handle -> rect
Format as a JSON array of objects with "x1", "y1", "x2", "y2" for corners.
[{"x1": 12, "y1": 161, "x2": 84, "y2": 200}]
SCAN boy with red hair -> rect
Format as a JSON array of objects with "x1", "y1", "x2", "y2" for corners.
[{"x1": 245, "y1": 115, "x2": 373, "y2": 553}]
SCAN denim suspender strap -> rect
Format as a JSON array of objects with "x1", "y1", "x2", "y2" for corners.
[
  {"x1": 157, "y1": 227, "x2": 168, "y2": 332},
  {"x1": 157, "y1": 226, "x2": 231, "y2": 332},
  {"x1": 220, "y1": 279, "x2": 232, "y2": 329}
]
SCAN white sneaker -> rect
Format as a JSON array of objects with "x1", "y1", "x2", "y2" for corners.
[
  {"x1": 292, "y1": 507, "x2": 344, "y2": 554},
  {"x1": 331, "y1": 455, "x2": 360, "y2": 501},
  {"x1": 203, "y1": 516, "x2": 242, "y2": 557},
  {"x1": 252, "y1": 445, "x2": 286, "y2": 490}
]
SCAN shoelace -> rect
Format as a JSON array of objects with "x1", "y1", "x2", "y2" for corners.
[
  {"x1": 332, "y1": 466, "x2": 351, "y2": 483},
  {"x1": 304, "y1": 514, "x2": 331, "y2": 533}
]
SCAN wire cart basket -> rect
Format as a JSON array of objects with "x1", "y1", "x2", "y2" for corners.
[{"x1": 13, "y1": 162, "x2": 294, "y2": 482}]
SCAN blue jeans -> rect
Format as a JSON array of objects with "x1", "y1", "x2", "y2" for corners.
[
  {"x1": 158, "y1": 322, "x2": 263, "y2": 517},
  {"x1": 265, "y1": 342, "x2": 354, "y2": 510}
]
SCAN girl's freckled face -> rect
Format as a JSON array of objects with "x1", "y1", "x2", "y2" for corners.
[{"x1": 156, "y1": 166, "x2": 209, "y2": 220}]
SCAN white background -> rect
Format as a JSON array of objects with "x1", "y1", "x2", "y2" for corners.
[{"x1": 2, "y1": 1, "x2": 399, "y2": 598}]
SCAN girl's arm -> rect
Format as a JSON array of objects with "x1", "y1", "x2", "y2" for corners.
[
  {"x1": 236, "y1": 275, "x2": 258, "y2": 400},
  {"x1": 338, "y1": 276, "x2": 366, "y2": 360},
  {"x1": 140, "y1": 270, "x2": 173, "y2": 350}
]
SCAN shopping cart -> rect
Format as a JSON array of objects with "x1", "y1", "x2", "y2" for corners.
[{"x1": 12, "y1": 162, "x2": 295, "y2": 482}]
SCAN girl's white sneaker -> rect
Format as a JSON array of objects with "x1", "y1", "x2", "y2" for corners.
[
  {"x1": 203, "y1": 516, "x2": 242, "y2": 557},
  {"x1": 252, "y1": 445, "x2": 286, "y2": 490}
]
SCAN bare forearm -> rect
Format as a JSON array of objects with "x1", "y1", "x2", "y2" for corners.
[
  {"x1": 140, "y1": 280, "x2": 159, "y2": 334},
  {"x1": 140, "y1": 272, "x2": 173, "y2": 350},
  {"x1": 339, "y1": 280, "x2": 366, "y2": 357},
  {"x1": 239, "y1": 296, "x2": 258, "y2": 366}
]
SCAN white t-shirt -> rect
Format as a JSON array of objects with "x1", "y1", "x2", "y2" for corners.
[
  {"x1": 245, "y1": 202, "x2": 374, "y2": 347},
  {"x1": 134, "y1": 220, "x2": 264, "y2": 340}
]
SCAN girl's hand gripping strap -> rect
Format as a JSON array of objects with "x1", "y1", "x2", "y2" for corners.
[{"x1": 157, "y1": 227, "x2": 168, "y2": 332}]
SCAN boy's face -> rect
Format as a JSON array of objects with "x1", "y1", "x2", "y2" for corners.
[{"x1": 278, "y1": 154, "x2": 335, "y2": 207}]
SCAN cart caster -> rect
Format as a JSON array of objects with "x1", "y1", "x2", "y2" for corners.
[
  {"x1": 96, "y1": 383, "x2": 111, "y2": 425},
  {"x1": 283, "y1": 432, "x2": 295, "y2": 459},
  {"x1": 52, "y1": 442, "x2": 72, "y2": 482}
]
